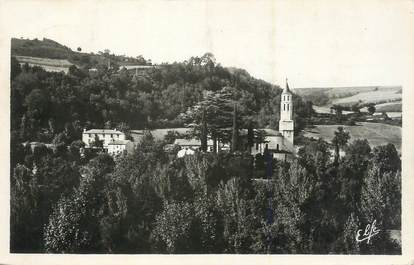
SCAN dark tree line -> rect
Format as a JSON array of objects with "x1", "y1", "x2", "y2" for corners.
[{"x1": 11, "y1": 127, "x2": 401, "y2": 254}]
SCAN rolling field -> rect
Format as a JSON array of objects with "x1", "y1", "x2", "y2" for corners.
[
  {"x1": 332, "y1": 87, "x2": 401, "y2": 106},
  {"x1": 15, "y1": 55, "x2": 74, "y2": 73},
  {"x1": 295, "y1": 86, "x2": 402, "y2": 107},
  {"x1": 375, "y1": 101, "x2": 402, "y2": 112},
  {"x1": 303, "y1": 122, "x2": 401, "y2": 152}
]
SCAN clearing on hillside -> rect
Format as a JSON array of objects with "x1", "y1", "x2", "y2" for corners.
[{"x1": 303, "y1": 122, "x2": 401, "y2": 153}]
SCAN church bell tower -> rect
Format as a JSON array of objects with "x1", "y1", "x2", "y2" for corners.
[{"x1": 279, "y1": 78, "x2": 294, "y2": 145}]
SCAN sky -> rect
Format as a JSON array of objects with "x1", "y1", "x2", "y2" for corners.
[{"x1": 1, "y1": 0, "x2": 413, "y2": 88}]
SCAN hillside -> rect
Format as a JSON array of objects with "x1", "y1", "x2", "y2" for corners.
[
  {"x1": 11, "y1": 39, "x2": 316, "y2": 147},
  {"x1": 303, "y1": 122, "x2": 401, "y2": 152},
  {"x1": 15, "y1": 55, "x2": 74, "y2": 73},
  {"x1": 12, "y1": 38, "x2": 73, "y2": 59},
  {"x1": 295, "y1": 86, "x2": 402, "y2": 112},
  {"x1": 11, "y1": 37, "x2": 152, "y2": 70}
]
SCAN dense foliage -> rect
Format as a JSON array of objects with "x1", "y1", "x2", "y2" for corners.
[
  {"x1": 10, "y1": 43, "x2": 400, "y2": 254},
  {"x1": 11, "y1": 52, "x2": 311, "y2": 147},
  {"x1": 11, "y1": 130, "x2": 401, "y2": 254}
]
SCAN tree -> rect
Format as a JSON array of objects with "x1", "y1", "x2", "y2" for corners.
[
  {"x1": 200, "y1": 107, "x2": 208, "y2": 152},
  {"x1": 340, "y1": 139, "x2": 371, "y2": 212},
  {"x1": 331, "y1": 105, "x2": 343, "y2": 122},
  {"x1": 91, "y1": 135, "x2": 104, "y2": 149},
  {"x1": 69, "y1": 140, "x2": 85, "y2": 159},
  {"x1": 25, "y1": 88, "x2": 49, "y2": 121},
  {"x1": 152, "y1": 201, "x2": 195, "y2": 253},
  {"x1": 216, "y1": 177, "x2": 254, "y2": 253},
  {"x1": 247, "y1": 121, "x2": 254, "y2": 152},
  {"x1": 332, "y1": 126, "x2": 350, "y2": 164},
  {"x1": 360, "y1": 166, "x2": 401, "y2": 254},
  {"x1": 11, "y1": 56, "x2": 22, "y2": 80},
  {"x1": 44, "y1": 191, "x2": 92, "y2": 253},
  {"x1": 183, "y1": 88, "x2": 234, "y2": 152},
  {"x1": 19, "y1": 114, "x2": 31, "y2": 141},
  {"x1": 371, "y1": 143, "x2": 400, "y2": 174},
  {"x1": 367, "y1": 104, "x2": 376, "y2": 115},
  {"x1": 231, "y1": 103, "x2": 239, "y2": 153},
  {"x1": 351, "y1": 103, "x2": 361, "y2": 113},
  {"x1": 52, "y1": 132, "x2": 68, "y2": 154},
  {"x1": 44, "y1": 154, "x2": 115, "y2": 253},
  {"x1": 11, "y1": 164, "x2": 41, "y2": 252},
  {"x1": 297, "y1": 138, "x2": 331, "y2": 175}
]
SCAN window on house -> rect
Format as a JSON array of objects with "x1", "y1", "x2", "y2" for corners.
[
  {"x1": 287, "y1": 104, "x2": 289, "y2": 111},
  {"x1": 283, "y1": 104, "x2": 285, "y2": 111}
]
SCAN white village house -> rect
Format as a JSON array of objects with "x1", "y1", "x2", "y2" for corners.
[
  {"x1": 107, "y1": 139, "x2": 134, "y2": 156},
  {"x1": 82, "y1": 129, "x2": 134, "y2": 156},
  {"x1": 82, "y1": 128, "x2": 126, "y2": 149},
  {"x1": 173, "y1": 138, "x2": 215, "y2": 152}
]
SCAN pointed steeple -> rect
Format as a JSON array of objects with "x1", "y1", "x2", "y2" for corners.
[{"x1": 283, "y1": 78, "x2": 291, "y2": 93}]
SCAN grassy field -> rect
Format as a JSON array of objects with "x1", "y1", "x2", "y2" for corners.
[
  {"x1": 15, "y1": 55, "x2": 73, "y2": 67},
  {"x1": 303, "y1": 122, "x2": 401, "y2": 152},
  {"x1": 295, "y1": 86, "x2": 402, "y2": 108},
  {"x1": 16, "y1": 55, "x2": 74, "y2": 73},
  {"x1": 375, "y1": 101, "x2": 402, "y2": 112},
  {"x1": 332, "y1": 87, "x2": 401, "y2": 106}
]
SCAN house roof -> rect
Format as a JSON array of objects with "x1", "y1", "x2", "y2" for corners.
[
  {"x1": 174, "y1": 138, "x2": 213, "y2": 146},
  {"x1": 84, "y1": 129, "x2": 124, "y2": 134},
  {"x1": 108, "y1": 140, "x2": 130, "y2": 145}
]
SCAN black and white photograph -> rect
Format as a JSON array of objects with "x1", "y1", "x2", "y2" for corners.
[{"x1": 1, "y1": 0, "x2": 414, "y2": 263}]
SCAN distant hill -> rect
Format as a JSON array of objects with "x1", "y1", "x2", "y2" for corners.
[
  {"x1": 11, "y1": 37, "x2": 152, "y2": 71},
  {"x1": 12, "y1": 38, "x2": 73, "y2": 59},
  {"x1": 294, "y1": 86, "x2": 402, "y2": 112}
]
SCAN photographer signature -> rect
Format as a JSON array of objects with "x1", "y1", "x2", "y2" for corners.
[{"x1": 356, "y1": 220, "x2": 380, "y2": 244}]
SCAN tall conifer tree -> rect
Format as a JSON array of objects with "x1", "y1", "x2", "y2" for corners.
[{"x1": 231, "y1": 103, "x2": 239, "y2": 153}]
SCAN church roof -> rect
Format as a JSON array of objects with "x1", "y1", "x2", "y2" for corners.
[
  {"x1": 174, "y1": 138, "x2": 214, "y2": 146},
  {"x1": 283, "y1": 78, "x2": 291, "y2": 94},
  {"x1": 262, "y1": 129, "x2": 283, "y2": 136}
]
